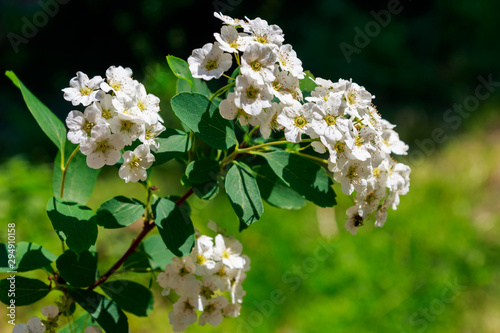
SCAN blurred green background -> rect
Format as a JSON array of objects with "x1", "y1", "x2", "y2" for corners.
[{"x1": 1, "y1": 0, "x2": 499, "y2": 332}]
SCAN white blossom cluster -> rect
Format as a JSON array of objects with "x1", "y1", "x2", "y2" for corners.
[
  {"x1": 189, "y1": 13, "x2": 411, "y2": 234},
  {"x1": 188, "y1": 12, "x2": 305, "y2": 139},
  {"x1": 62, "y1": 66, "x2": 165, "y2": 183},
  {"x1": 12, "y1": 305, "x2": 59, "y2": 333},
  {"x1": 157, "y1": 229, "x2": 250, "y2": 332}
]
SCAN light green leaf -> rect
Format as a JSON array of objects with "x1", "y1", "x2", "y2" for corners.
[
  {"x1": 253, "y1": 164, "x2": 306, "y2": 210},
  {"x1": 96, "y1": 196, "x2": 145, "y2": 229},
  {"x1": 225, "y1": 162, "x2": 264, "y2": 229},
  {"x1": 56, "y1": 250, "x2": 97, "y2": 288},
  {"x1": 167, "y1": 55, "x2": 212, "y2": 97},
  {"x1": 46, "y1": 197, "x2": 98, "y2": 254},
  {"x1": 123, "y1": 234, "x2": 175, "y2": 272},
  {"x1": 69, "y1": 289, "x2": 128, "y2": 333},
  {"x1": 0, "y1": 242, "x2": 57, "y2": 273},
  {"x1": 170, "y1": 92, "x2": 237, "y2": 150},
  {"x1": 154, "y1": 128, "x2": 192, "y2": 166},
  {"x1": 5, "y1": 71, "x2": 66, "y2": 151},
  {"x1": 101, "y1": 280, "x2": 154, "y2": 317},
  {"x1": 53, "y1": 143, "x2": 100, "y2": 204},
  {"x1": 0, "y1": 277, "x2": 50, "y2": 306},
  {"x1": 154, "y1": 198, "x2": 195, "y2": 257},
  {"x1": 261, "y1": 151, "x2": 336, "y2": 207}
]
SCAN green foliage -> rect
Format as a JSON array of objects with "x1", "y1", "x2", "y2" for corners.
[
  {"x1": 101, "y1": 280, "x2": 154, "y2": 317},
  {"x1": 96, "y1": 196, "x2": 145, "y2": 229},
  {"x1": 167, "y1": 55, "x2": 211, "y2": 97},
  {"x1": 56, "y1": 250, "x2": 98, "y2": 288},
  {"x1": 5, "y1": 71, "x2": 66, "y2": 152},
  {"x1": 154, "y1": 198, "x2": 195, "y2": 257},
  {"x1": 53, "y1": 143, "x2": 100, "y2": 204},
  {"x1": 123, "y1": 234, "x2": 175, "y2": 272},
  {"x1": 225, "y1": 162, "x2": 264, "y2": 230},
  {"x1": 261, "y1": 151, "x2": 336, "y2": 207},
  {"x1": 0, "y1": 242, "x2": 57, "y2": 273},
  {"x1": 69, "y1": 289, "x2": 128, "y2": 333},
  {"x1": 46, "y1": 197, "x2": 98, "y2": 254},
  {"x1": 154, "y1": 128, "x2": 192, "y2": 166},
  {"x1": 170, "y1": 92, "x2": 237, "y2": 150},
  {"x1": 0, "y1": 277, "x2": 50, "y2": 306}
]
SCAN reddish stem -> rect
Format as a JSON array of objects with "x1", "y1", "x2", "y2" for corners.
[{"x1": 87, "y1": 188, "x2": 194, "y2": 290}]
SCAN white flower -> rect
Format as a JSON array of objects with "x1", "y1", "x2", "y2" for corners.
[
  {"x1": 219, "y1": 92, "x2": 259, "y2": 126},
  {"x1": 161, "y1": 256, "x2": 196, "y2": 292},
  {"x1": 278, "y1": 44, "x2": 305, "y2": 79},
  {"x1": 214, "y1": 12, "x2": 249, "y2": 29},
  {"x1": 62, "y1": 71, "x2": 103, "y2": 106},
  {"x1": 257, "y1": 102, "x2": 282, "y2": 139},
  {"x1": 188, "y1": 42, "x2": 232, "y2": 81},
  {"x1": 169, "y1": 296, "x2": 198, "y2": 332},
  {"x1": 12, "y1": 324, "x2": 29, "y2": 333},
  {"x1": 345, "y1": 205, "x2": 365, "y2": 235},
  {"x1": 334, "y1": 158, "x2": 371, "y2": 195},
  {"x1": 223, "y1": 303, "x2": 241, "y2": 318},
  {"x1": 214, "y1": 25, "x2": 248, "y2": 53},
  {"x1": 309, "y1": 96, "x2": 349, "y2": 142},
  {"x1": 109, "y1": 113, "x2": 145, "y2": 146},
  {"x1": 84, "y1": 326, "x2": 103, "y2": 333},
  {"x1": 240, "y1": 43, "x2": 277, "y2": 85},
  {"x1": 94, "y1": 91, "x2": 117, "y2": 123},
  {"x1": 139, "y1": 122, "x2": 165, "y2": 151},
  {"x1": 79, "y1": 125, "x2": 125, "y2": 169},
  {"x1": 343, "y1": 80, "x2": 374, "y2": 118},
  {"x1": 198, "y1": 296, "x2": 228, "y2": 327},
  {"x1": 133, "y1": 83, "x2": 162, "y2": 125},
  {"x1": 243, "y1": 17, "x2": 284, "y2": 48},
  {"x1": 271, "y1": 69, "x2": 302, "y2": 105},
  {"x1": 233, "y1": 75, "x2": 273, "y2": 116},
  {"x1": 26, "y1": 316, "x2": 45, "y2": 333},
  {"x1": 381, "y1": 128, "x2": 409, "y2": 155},
  {"x1": 65, "y1": 106, "x2": 106, "y2": 145},
  {"x1": 40, "y1": 304, "x2": 59, "y2": 319},
  {"x1": 118, "y1": 144, "x2": 155, "y2": 183},
  {"x1": 277, "y1": 101, "x2": 315, "y2": 143},
  {"x1": 191, "y1": 235, "x2": 221, "y2": 275},
  {"x1": 100, "y1": 65, "x2": 136, "y2": 100},
  {"x1": 213, "y1": 235, "x2": 245, "y2": 269}
]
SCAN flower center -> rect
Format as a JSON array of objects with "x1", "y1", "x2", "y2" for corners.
[
  {"x1": 217, "y1": 267, "x2": 227, "y2": 277},
  {"x1": 334, "y1": 141, "x2": 345, "y2": 154},
  {"x1": 229, "y1": 41, "x2": 239, "y2": 49},
  {"x1": 204, "y1": 303, "x2": 215, "y2": 313},
  {"x1": 353, "y1": 214, "x2": 364, "y2": 227},
  {"x1": 272, "y1": 81, "x2": 282, "y2": 92},
  {"x1": 250, "y1": 60, "x2": 262, "y2": 71},
  {"x1": 256, "y1": 35, "x2": 268, "y2": 44},
  {"x1": 205, "y1": 60, "x2": 218, "y2": 71},
  {"x1": 96, "y1": 140, "x2": 109, "y2": 152},
  {"x1": 294, "y1": 116, "x2": 307, "y2": 128},
  {"x1": 365, "y1": 192, "x2": 376, "y2": 203},
  {"x1": 347, "y1": 91, "x2": 356, "y2": 105},
  {"x1": 137, "y1": 101, "x2": 146, "y2": 111},
  {"x1": 83, "y1": 121, "x2": 95, "y2": 134},
  {"x1": 325, "y1": 115, "x2": 336, "y2": 126},
  {"x1": 200, "y1": 286, "x2": 214, "y2": 299},
  {"x1": 196, "y1": 254, "x2": 206, "y2": 265},
  {"x1": 121, "y1": 120, "x2": 133, "y2": 132},
  {"x1": 80, "y1": 87, "x2": 92, "y2": 96},
  {"x1": 373, "y1": 168, "x2": 381, "y2": 178},
  {"x1": 129, "y1": 157, "x2": 140, "y2": 168},
  {"x1": 101, "y1": 109, "x2": 112, "y2": 119},
  {"x1": 246, "y1": 86, "x2": 259, "y2": 100},
  {"x1": 110, "y1": 82, "x2": 121, "y2": 91},
  {"x1": 222, "y1": 250, "x2": 231, "y2": 259},
  {"x1": 179, "y1": 267, "x2": 189, "y2": 276},
  {"x1": 347, "y1": 165, "x2": 358, "y2": 179},
  {"x1": 355, "y1": 136, "x2": 364, "y2": 146}
]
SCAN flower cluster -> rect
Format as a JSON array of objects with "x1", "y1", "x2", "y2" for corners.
[
  {"x1": 62, "y1": 66, "x2": 164, "y2": 183},
  {"x1": 157, "y1": 227, "x2": 249, "y2": 332},
  {"x1": 188, "y1": 12, "x2": 305, "y2": 139},
  {"x1": 12, "y1": 305, "x2": 59, "y2": 333},
  {"x1": 190, "y1": 13, "x2": 411, "y2": 234}
]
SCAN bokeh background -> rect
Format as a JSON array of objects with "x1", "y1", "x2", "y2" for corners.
[{"x1": 1, "y1": 0, "x2": 500, "y2": 332}]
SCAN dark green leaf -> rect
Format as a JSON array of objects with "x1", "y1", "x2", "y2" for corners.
[
  {"x1": 193, "y1": 181, "x2": 219, "y2": 200},
  {"x1": 101, "y1": 280, "x2": 154, "y2": 317},
  {"x1": 69, "y1": 289, "x2": 128, "y2": 333},
  {"x1": 123, "y1": 234, "x2": 175, "y2": 272},
  {"x1": 0, "y1": 277, "x2": 50, "y2": 306},
  {"x1": 5, "y1": 71, "x2": 66, "y2": 151},
  {"x1": 96, "y1": 196, "x2": 145, "y2": 229},
  {"x1": 171, "y1": 92, "x2": 237, "y2": 150},
  {"x1": 56, "y1": 250, "x2": 97, "y2": 288},
  {"x1": 154, "y1": 198, "x2": 195, "y2": 257},
  {"x1": 46, "y1": 197, "x2": 98, "y2": 254},
  {"x1": 225, "y1": 162, "x2": 264, "y2": 229},
  {"x1": 261, "y1": 151, "x2": 336, "y2": 207},
  {"x1": 53, "y1": 143, "x2": 100, "y2": 204},
  {"x1": 254, "y1": 164, "x2": 306, "y2": 210},
  {"x1": 299, "y1": 70, "x2": 317, "y2": 98},
  {"x1": 154, "y1": 128, "x2": 192, "y2": 166},
  {"x1": 0, "y1": 242, "x2": 57, "y2": 273},
  {"x1": 185, "y1": 159, "x2": 220, "y2": 184}
]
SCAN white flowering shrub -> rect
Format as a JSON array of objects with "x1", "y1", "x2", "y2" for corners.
[{"x1": 1, "y1": 11, "x2": 410, "y2": 333}]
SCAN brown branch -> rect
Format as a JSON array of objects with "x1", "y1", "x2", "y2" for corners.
[{"x1": 87, "y1": 188, "x2": 194, "y2": 290}]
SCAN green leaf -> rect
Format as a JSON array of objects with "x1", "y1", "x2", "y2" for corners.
[
  {"x1": 184, "y1": 159, "x2": 220, "y2": 184},
  {"x1": 53, "y1": 143, "x2": 100, "y2": 204},
  {"x1": 253, "y1": 164, "x2": 306, "y2": 210},
  {"x1": 176, "y1": 78, "x2": 191, "y2": 94},
  {"x1": 261, "y1": 151, "x2": 336, "y2": 207},
  {"x1": 5, "y1": 71, "x2": 66, "y2": 151},
  {"x1": 69, "y1": 289, "x2": 128, "y2": 333},
  {"x1": 46, "y1": 197, "x2": 98, "y2": 254},
  {"x1": 101, "y1": 280, "x2": 154, "y2": 317},
  {"x1": 58, "y1": 314, "x2": 98, "y2": 333},
  {"x1": 0, "y1": 277, "x2": 50, "y2": 306},
  {"x1": 0, "y1": 242, "x2": 57, "y2": 273},
  {"x1": 154, "y1": 128, "x2": 192, "y2": 166},
  {"x1": 96, "y1": 196, "x2": 145, "y2": 229},
  {"x1": 167, "y1": 55, "x2": 212, "y2": 97},
  {"x1": 299, "y1": 70, "x2": 317, "y2": 96},
  {"x1": 154, "y1": 198, "x2": 195, "y2": 257},
  {"x1": 123, "y1": 234, "x2": 175, "y2": 272},
  {"x1": 56, "y1": 250, "x2": 97, "y2": 288},
  {"x1": 192, "y1": 181, "x2": 219, "y2": 200},
  {"x1": 171, "y1": 92, "x2": 237, "y2": 150},
  {"x1": 225, "y1": 162, "x2": 264, "y2": 229}
]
